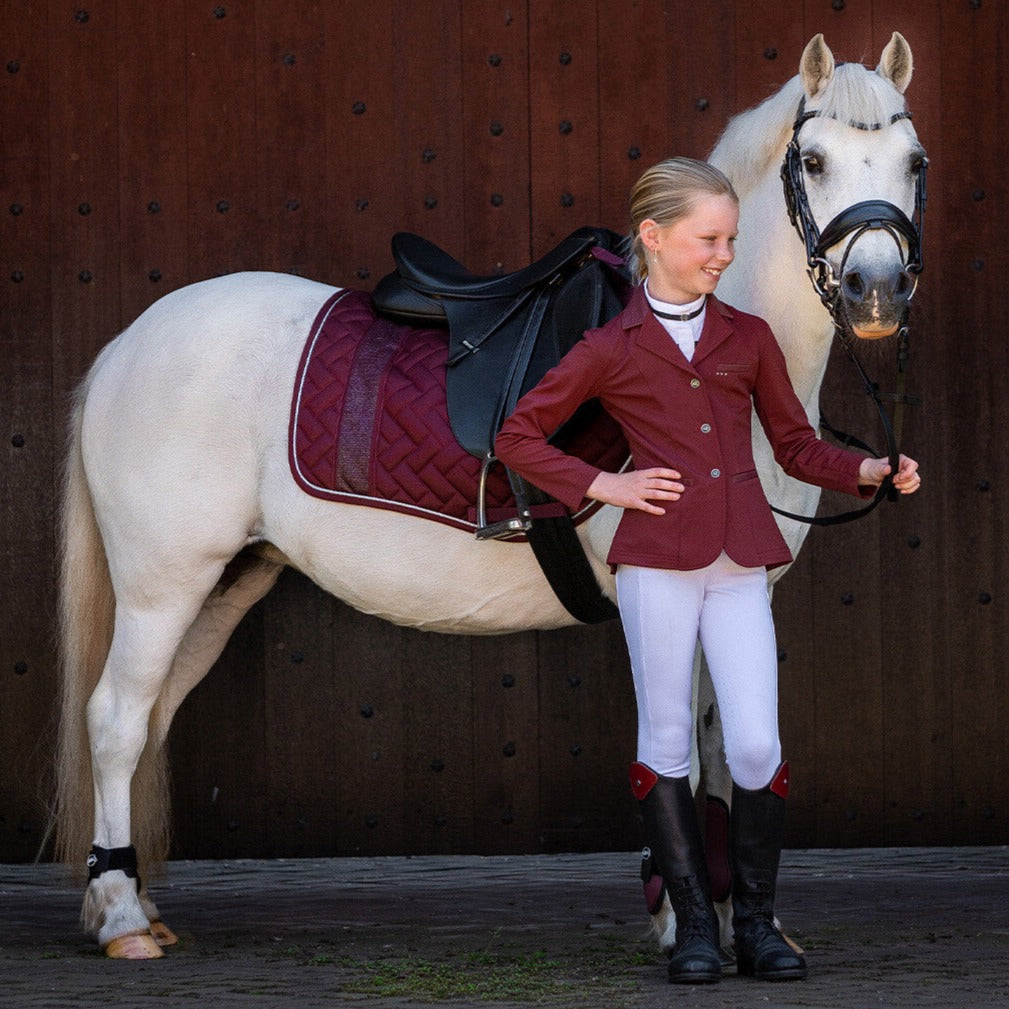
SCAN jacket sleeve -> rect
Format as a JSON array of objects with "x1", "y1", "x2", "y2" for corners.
[
  {"x1": 751, "y1": 320, "x2": 871, "y2": 498},
  {"x1": 493, "y1": 331, "x2": 615, "y2": 512}
]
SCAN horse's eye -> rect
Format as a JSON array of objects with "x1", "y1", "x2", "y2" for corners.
[
  {"x1": 802, "y1": 154, "x2": 823, "y2": 176},
  {"x1": 910, "y1": 153, "x2": 927, "y2": 176}
]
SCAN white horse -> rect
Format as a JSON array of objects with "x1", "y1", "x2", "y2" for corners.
[{"x1": 53, "y1": 33, "x2": 924, "y2": 958}]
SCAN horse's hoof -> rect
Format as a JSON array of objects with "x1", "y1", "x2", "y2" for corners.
[
  {"x1": 782, "y1": 932, "x2": 805, "y2": 955},
  {"x1": 149, "y1": 920, "x2": 178, "y2": 947},
  {"x1": 105, "y1": 931, "x2": 165, "y2": 959}
]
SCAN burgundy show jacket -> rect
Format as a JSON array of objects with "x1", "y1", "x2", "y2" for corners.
[{"x1": 494, "y1": 286, "x2": 870, "y2": 572}]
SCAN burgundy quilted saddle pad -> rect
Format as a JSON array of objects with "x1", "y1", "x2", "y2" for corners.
[{"x1": 288, "y1": 288, "x2": 627, "y2": 534}]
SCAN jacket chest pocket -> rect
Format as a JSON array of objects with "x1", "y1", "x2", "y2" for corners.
[
  {"x1": 712, "y1": 360, "x2": 757, "y2": 391},
  {"x1": 714, "y1": 361, "x2": 756, "y2": 378}
]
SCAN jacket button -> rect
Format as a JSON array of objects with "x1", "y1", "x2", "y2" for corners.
[
  {"x1": 710, "y1": 468, "x2": 721, "y2": 478},
  {"x1": 700, "y1": 423, "x2": 712, "y2": 434},
  {"x1": 690, "y1": 378, "x2": 701, "y2": 388}
]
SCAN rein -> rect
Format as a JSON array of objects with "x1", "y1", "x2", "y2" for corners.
[{"x1": 772, "y1": 96, "x2": 926, "y2": 525}]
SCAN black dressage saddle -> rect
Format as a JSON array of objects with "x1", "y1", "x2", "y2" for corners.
[
  {"x1": 373, "y1": 226, "x2": 629, "y2": 460},
  {"x1": 372, "y1": 227, "x2": 629, "y2": 624}
]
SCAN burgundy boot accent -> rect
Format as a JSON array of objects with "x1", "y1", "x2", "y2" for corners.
[
  {"x1": 730, "y1": 761, "x2": 807, "y2": 981},
  {"x1": 630, "y1": 762, "x2": 721, "y2": 984}
]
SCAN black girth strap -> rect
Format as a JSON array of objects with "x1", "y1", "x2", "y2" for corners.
[
  {"x1": 510, "y1": 472, "x2": 619, "y2": 624},
  {"x1": 87, "y1": 844, "x2": 142, "y2": 892}
]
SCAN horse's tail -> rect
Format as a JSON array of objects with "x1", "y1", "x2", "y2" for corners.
[{"x1": 52, "y1": 374, "x2": 172, "y2": 877}]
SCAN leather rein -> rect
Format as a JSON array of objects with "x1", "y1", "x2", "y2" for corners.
[{"x1": 771, "y1": 96, "x2": 927, "y2": 526}]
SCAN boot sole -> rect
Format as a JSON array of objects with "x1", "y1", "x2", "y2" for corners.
[
  {"x1": 669, "y1": 972, "x2": 721, "y2": 984},
  {"x1": 737, "y1": 963, "x2": 807, "y2": 981}
]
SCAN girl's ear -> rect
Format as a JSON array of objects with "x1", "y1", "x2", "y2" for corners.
[{"x1": 639, "y1": 219, "x2": 660, "y2": 252}]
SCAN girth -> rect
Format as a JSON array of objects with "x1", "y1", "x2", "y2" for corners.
[{"x1": 373, "y1": 228, "x2": 629, "y2": 624}]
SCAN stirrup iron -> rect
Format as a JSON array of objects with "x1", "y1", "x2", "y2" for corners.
[{"x1": 475, "y1": 453, "x2": 532, "y2": 540}]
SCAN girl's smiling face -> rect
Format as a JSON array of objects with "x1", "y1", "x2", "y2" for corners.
[{"x1": 640, "y1": 193, "x2": 739, "y2": 304}]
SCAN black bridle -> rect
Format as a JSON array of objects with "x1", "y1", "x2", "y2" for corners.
[{"x1": 772, "y1": 96, "x2": 927, "y2": 526}]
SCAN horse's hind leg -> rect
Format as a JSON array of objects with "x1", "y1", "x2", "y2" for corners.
[
  {"x1": 82, "y1": 555, "x2": 233, "y2": 958},
  {"x1": 137, "y1": 548, "x2": 286, "y2": 946}
]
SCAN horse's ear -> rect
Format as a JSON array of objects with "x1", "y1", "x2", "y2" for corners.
[
  {"x1": 877, "y1": 31, "x2": 913, "y2": 94},
  {"x1": 800, "y1": 33, "x2": 835, "y2": 98}
]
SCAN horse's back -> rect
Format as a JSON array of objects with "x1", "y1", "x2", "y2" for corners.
[
  {"x1": 85, "y1": 271, "x2": 336, "y2": 423},
  {"x1": 78, "y1": 273, "x2": 339, "y2": 574}
]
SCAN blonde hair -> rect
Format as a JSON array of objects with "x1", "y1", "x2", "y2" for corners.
[{"x1": 628, "y1": 158, "x2": 739, "y2": 282}]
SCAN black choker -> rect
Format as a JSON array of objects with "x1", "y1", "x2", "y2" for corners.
[{"x1": 651, "y1": 302, "x2": 704, "y2": 322}]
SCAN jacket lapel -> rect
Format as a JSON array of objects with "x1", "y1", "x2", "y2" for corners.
[
  {"x1": 691, "y1": 296, "x2": 735, "y2": 365},
  {"x1": 626, "y1": 288, "x2": 737, "y2": 372}
]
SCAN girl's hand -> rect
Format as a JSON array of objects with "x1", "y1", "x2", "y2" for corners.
[
  {"x1": 587, "y1": 468, "x2": 685, "y2": 514},
  {"x1": 859, "y1": 454, "x2": 921, "y2": 494}
]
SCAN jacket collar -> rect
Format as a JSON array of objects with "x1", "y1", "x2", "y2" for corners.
[{"x1": 623, "y1": 284, "x2": 736, "y2": 371}]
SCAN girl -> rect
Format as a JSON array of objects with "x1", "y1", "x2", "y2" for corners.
[{"x1": 494, "y1": 158, "x2": 920, "y2": 984}]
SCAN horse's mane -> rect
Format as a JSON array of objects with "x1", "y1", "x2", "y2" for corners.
[{"x1": 709, "y1": 63, "x2": 910, "y2": 198}]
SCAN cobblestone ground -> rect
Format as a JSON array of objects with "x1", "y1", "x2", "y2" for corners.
[{"x1": 2, "y1": 848, "x2": 1007, "y2": 1009}]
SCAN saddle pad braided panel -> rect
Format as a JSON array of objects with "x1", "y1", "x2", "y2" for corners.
[{"x1": 289, "y1": 288, "x2": 626, "y2": 533}]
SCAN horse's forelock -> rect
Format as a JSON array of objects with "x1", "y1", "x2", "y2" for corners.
[{"x1": 812, "y1": 61, "x2": 908, "y2": 125}]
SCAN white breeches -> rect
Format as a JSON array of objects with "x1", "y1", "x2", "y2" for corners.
[{"x1": 615, "y1": 552, "x2": 781, "y2": 791}]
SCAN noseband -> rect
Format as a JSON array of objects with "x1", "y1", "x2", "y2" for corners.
[{"x1": 772, "y1": 96, "x2": 927, "y2": 526}]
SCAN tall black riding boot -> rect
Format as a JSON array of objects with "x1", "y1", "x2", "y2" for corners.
[
  {"x1": 630, "y1": 762, "x2": 721, "y2": 984},
  {"x1": 730, "y1": 761, "x2": 807, "y2": 980}
]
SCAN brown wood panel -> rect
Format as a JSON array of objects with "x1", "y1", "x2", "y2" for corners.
[
  {"x1": 166, "y1": 610, "x2": 268, "y2": 859},
  {"x1": 253, "y1": 1, "x2": 330, "y2": 280},
  {"x1": 536, "y1": 621, "x2": 637, "y2": 852},
  {"x1": 934, "y1": 0, "x2": 1008, "y2": 845},
  {"x1": 329, "y1": 599, "x2": 408, "y2": 856},
  {"x1": 183, "y1": 2, "x2": 259, "y2": 278},
  {"x1": 0, "y1": 1, "x2": 55, "y2": 861},
  {"x1": 459, "y1": 1, "x2": 531, "y2": 270},
  {"x1": 528, "y1": 0, "x2": 600, "y2": 252},
  {"x1": 596, "y1": 0, "x2": 676, "y2": 233},
  {"x1": 672, "y1": 0, "x2": 735, "y2": 161},
  {"x1": 471, "y1": 633, "x2": 542, "y2": 853},
  {"x1": 387, "y1": 2, "x2": 465, "y2": 249},
  {"x1": 323, "y1": 0, "x2": 398, "y2": 288},
  {"x1": 46, "y1": 1, "x2": 121, "y2": 392},
  {"x1": 261, "y1": 574, "x2": 342, "y2": 858},
  {"x1": 401, "y1": 630, "x2": 476, "y2": 853},
  {"x1": 4, "y1": 1, "x2": 1009, "y2": 861},
  {"x1": 116, "y1": 1, "x2": 189, "y2": 322},
  {"x1": 729, "y1": 3, "x2": 807, "y2": 117}
]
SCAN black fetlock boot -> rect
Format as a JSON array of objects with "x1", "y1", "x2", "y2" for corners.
[
  {"x1": 630, "y1": 762, "x2": 721, "y2": 985},
  {"x1": 730, "y1": 761, "x2": 807, "y2": 981}
]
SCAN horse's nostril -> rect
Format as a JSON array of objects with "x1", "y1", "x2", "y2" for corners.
[
  {"x1": 896, "y1": 270, "x2": 914, "y2": 298},
  {"x1": 843, "y1": 272, "x2": 865, "y2": 299}
]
